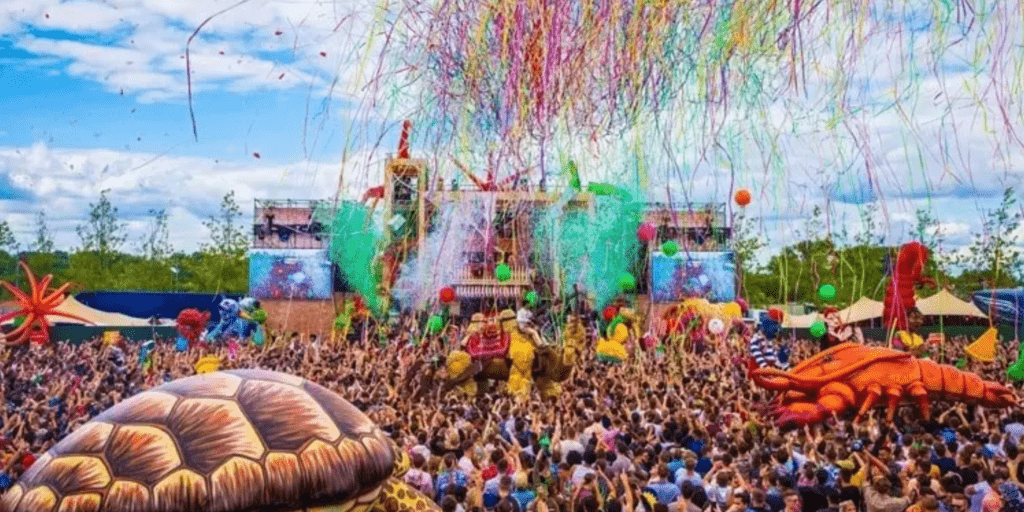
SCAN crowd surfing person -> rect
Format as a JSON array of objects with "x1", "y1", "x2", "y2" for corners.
[{"x1": 0, "y1": 316, "x2": 1022, "y2": 512}]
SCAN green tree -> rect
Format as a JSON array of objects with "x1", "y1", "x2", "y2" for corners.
[
  {"x1": 75, "y1": 189, "x2": 128, "y2": 270},
  {"x1": 202, "y1": 191, "x2": 249, "y2": 257},
  {"x1": 0, "y1": 220, "x2": 17, "y2": 254},
  {"x1": 955, "y1": 187, "x2": 1023, "y2": 289},
  {"x1": 196, "y1": 191, "x2": 250, "y2": 294},
  {"x1": 140, "y1": 209, "x2": 174, "y2": 261},
  {"x1": 733, "y1": 210, "x2": 766, "y2": 300},
  {"x1": 31, "y1": 211, "x2": 55, "y2": 253}
]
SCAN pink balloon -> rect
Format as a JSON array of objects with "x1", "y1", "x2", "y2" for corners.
[{"x1": 637, "y1": 222, "x2": 657, "y2": 243}]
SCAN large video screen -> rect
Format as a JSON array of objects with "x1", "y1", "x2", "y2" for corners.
[
  {"x1": 651, "y1": 251, "x2": 736, "y2": 303},
  {"x1": 249, "y1": 249, "x2": 333, "y2": 300}
]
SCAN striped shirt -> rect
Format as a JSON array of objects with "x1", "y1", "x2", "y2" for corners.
[{"x1": 750, "y1": 333, "x2": 789, "y2": 370}]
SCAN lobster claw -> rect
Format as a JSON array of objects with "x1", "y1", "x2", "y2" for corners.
[{"x1": 775, "y1": 403, "x2": 828, "y2": 428}]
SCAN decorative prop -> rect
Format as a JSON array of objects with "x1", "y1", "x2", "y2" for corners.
[
  {"x1": 597, "y1": 309, "x2": 639, "y2": 363},
  {"x1": 707, "y1": 318, "x2": 725, "y2": 335},
  {"x1": 818, "y1": 284, "x2": 836, "y2": 302},
  {"x1": 1, "y1": 369, "x2": 441, "y2": 512},
  {"x1": 205, "y1": 298, "x2": 262, "y2": 344},
  {"x1": 495, "y1": 264, "x2": 512, "y2": 282},
  {"x1": 637, "y1": 222, "x2": 657, "y2": 243},
  {"x1": 809, "y1": 320, "x2": 827, "y2": 338},
  {"x1": 0, "y1": 261, "x2": 93, "y2": 346},
  {"x1": 427, "y1": 315, "x2": 444, "y2": 334},
  {"x1": 445, "y1": 312, "x2": 582, "y2": 399},
  {"x1": 752, "y1": 343, "x2": 1017, "y2": 426},
  {"x1": 883, "y1": 242, "x2": 934, "y2": 330},
  {"x1": 1008, "y1": 345, "x2": 1024, "y2": 381},
  {"x1": 194, "y1": 355, "x2": 220, "y2": 374},
  {"x1": 964, "y1": 328, "x2": 997, "y2": 362},
  {"x1": 175, "y1": 308, "x2": 210, "y2": 351},
  {"x1": 602, "y1": 306, "x2": 618, "y2": 322},
  {"x1": 618, "y1": 272, "x2": 636, "y2": 292},
  {"x1": 439, "y1": 286, "x2": 457, "y2": 304},
  {"x1": 734, "y1": 189, "x2": 751, "y2": 206},
  {"x1": 524, "y1": 290, "x2": 538, "y2": 306},
  {"x1": 661, "y1": 240, "x2": 678, "y2": 256}
]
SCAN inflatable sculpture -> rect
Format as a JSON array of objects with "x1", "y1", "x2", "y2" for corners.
[
  {"x1": 596, "y1": 308, "x2": 640, "y2": 363},
  {"x1": 445, "y1": 311, "x2": 582, "y2": 399},
  {"x1": 205, "y1": 298, "x2": 264, "y2": 344},
  {"x1": 0, "y1": 369, "x2": 441, "y2": 512},
  {"x1": 0, "y1": 261, "x2": 92, "y2": 345},
  {"x1": 175, "y1": 308, "x2": 210, "y2": 351},
  {"x1": 752, "y1": 342, "x2": 1017, "y2": 426},
  {"x1": 883, "y1": 242, "x2": 935, "y2": 331}
]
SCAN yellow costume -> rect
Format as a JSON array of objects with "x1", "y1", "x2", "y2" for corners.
[
  {"x1": 596, "y1": 324, "x2": 629, "y2": 362},
  {"x1": 502, "y1": 309, "x2": 535, "y2": 399}
]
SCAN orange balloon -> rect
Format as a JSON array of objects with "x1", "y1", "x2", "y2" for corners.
[{"x1": 734, "y1": 189, "x2": 751, "y2": 206}]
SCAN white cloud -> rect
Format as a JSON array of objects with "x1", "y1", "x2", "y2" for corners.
[{"x1": 0, "y1": 142, "x2": 387, "y2": 252}]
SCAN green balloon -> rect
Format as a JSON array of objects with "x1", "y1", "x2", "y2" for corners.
[
  {"x1": 525, "y1": 291, "x2": 538, "y2": 306},
  {"x1": 619, "y1": 273, "x2": 636, "y2": 292},
  {"x1": 819, "y1": 284, "x2": 837, "y2": 302},
  {"x1": 809, "y1": 320, "x2": 827, "y2": 338},
  {"x1": 495, "y1": 264, "x2": 512, "y2": 282},
  {"x1": 1007, "y1": 361, "x2": 1024, "y2": 382},
  {"x1": 661, "y1": 240, "x2": 679, "y2": 257},
  {"x1": 427, "y1": 315, "x2": 444, "y2": 334}
]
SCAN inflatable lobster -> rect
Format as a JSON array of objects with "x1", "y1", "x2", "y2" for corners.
[
  {"x1": 883, "y1": 242, "x2": 935, "y2": 330},
  {"x1": 752, "y1": 343, "x2": 1017, "y2": 426}
]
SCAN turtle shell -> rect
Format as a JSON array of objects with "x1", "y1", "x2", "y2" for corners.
[{"x1": 0, "y1": 369, "x2": 397, "y2": 512}]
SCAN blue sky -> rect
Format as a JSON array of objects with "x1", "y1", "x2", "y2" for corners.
[{"x1": 0, "y1": 0, "x2": 1022, "y2": 269}]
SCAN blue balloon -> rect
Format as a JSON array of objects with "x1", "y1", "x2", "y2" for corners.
[{"x1": 175, "y1": 335, "x2": 189, "y2": 352}]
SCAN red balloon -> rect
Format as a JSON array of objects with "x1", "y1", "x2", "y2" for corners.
[
  {"x1": 637, "y1": 222, "x2": 657, "y2": 243},
  {"x1": 602, "y1": 306, "x2": 618, "y2": 322},
  {"x1": 734, "y1": 189, "x2": 752, "y2": 206},
  {"x1": 767, "y1": 307, "x2": 785, "y2": 323},
  {"x1": 439, "y1": 286, "x2": 457, "y2": 303}
]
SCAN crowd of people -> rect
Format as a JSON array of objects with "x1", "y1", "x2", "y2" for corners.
[{"x1": 1, "y1": 312, "x2": 1022, "y2": 512}]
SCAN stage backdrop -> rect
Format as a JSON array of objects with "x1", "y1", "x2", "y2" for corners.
[
  {"x1": 650, "y1": 251, "x2": 736, "y2": 303},
  {"x1": 249, "y1": 249, "x2": 333, "y2": 300}
]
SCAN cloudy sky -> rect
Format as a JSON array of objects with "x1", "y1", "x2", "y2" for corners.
[{"x1": 0, "y1": 0, "x2": 1022, "y2": 267}]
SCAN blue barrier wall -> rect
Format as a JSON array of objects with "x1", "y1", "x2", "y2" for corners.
[{"x1": 73, "y1": 292, "x2": 244, "y2": 323}]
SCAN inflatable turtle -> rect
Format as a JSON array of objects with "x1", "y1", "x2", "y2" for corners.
[{"x1": 0, "y1": 369, "x2": 439, "y2": 512}]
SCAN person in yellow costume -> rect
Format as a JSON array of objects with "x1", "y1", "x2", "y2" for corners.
[
  {"x1": 501, "y1": 309, "x2": 536, "y2": 399},
  {"x1": 894, "y1": 307, "x2": 926, "y2": 357},
  {"x1": 596, "y1": 308, "x2": 639, "y2": 363}
]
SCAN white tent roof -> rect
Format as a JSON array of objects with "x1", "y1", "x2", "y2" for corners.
[
  {"x1": 836, "y1": 297, "x2": 884, "y2": 324},
  {"x1": 0, "y1": 296, "x2": 152, "y2": 327},
  {"x1": 782, "y1": 313, "x2": 821, "y2": 329},
  {"x1": 917, "y1": 289, "x2": 988, "y2": 318}
]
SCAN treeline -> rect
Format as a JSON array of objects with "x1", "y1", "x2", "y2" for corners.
[
  {"x1": 736, "y1": 188, "x2": 1024, "y2": 309},
  {"x1": 0, "y1": 191, "x2": 249, "y2": 299}
]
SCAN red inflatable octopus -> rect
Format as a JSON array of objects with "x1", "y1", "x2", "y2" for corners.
[{"x1": 882, "y1": 242, "x2": 935, "y2": 331}]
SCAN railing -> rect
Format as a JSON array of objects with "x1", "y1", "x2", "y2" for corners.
[{"x1": 453, "y1": 265, "x2": 533, "y2": 286}]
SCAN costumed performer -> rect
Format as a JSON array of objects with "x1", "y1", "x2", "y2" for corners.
[
  {"x1": 596, "y1": 308, "x2": 639, "y2": 363},
  {"x1": 893, "y1": 307, "x2": 926, "y2": 357},
  {"x1": 749, "y1": 309, "x2": 789, "y2": 372},
  {"x1": 501, "y1": 309, "x2": 535, "y2": 399},
  {"x1": 823, "y1": 307, "x2": 864, "y2": 350}
]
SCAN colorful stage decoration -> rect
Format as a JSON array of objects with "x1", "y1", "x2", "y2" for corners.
[
  {"x1": 752, "y1": 342, "x2": 1018, "y2": 426},
  {"x1": 0, "y1": 261, "x2": 93, "y2": 346},
  {"x1": 175, "y1": 308, "x2": 211, "y2": 352},
  {"x1": 883, "y1": 242, "x2": 934, "y2": 331},
  {"x1": 651, "y1": 251, "x2": 736, "y2": 303},
  {"x1": 662, "y1": 298, "x2": 744, "y2": 337},
  {"x1": 445, "y1": 311, "x2": 581, "y2": 399}
]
